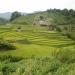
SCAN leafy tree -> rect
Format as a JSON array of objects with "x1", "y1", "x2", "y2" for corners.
[
  {"x1": 69, "y1": 9, "x2": 75, "y2": 17},
  {"x1": 61, "y1": 9, "x2": 69, "y2": 16},
  {"x1": 10, "y1": 11, "x2": 21, "y2": 21},
  {"x1": 39, "y1": 16, "x2": 44, "y2": 20}
]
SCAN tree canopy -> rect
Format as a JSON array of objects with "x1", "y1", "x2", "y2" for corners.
[{"x1": 10, "y1": 11, "x2": 21, "y2": 21}]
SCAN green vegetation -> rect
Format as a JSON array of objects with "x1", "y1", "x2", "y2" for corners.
[
  {"x1": 0, "y1": 9, "x2": 75, "y2": 75},
  {"x1": 0, "y1": 25, "x2": 74, "y2": 75},
  {"x1": 0, "y1": 18, "x2": 7, "y2": 25},
  {"x1": 10, "y1": 11, "x2": 21, "y2": 21},
  {"x1": 11, "y1": 9, "x2": 75, "y2": 25}
]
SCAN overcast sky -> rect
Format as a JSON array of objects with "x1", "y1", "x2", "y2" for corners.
[{"x1": 0, "y1": 0, "x2": 75, "y2": 13}]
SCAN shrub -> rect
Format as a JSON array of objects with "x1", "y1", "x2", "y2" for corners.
[
  {"x1": 0, "y1": 38, "x2": 16, "y2": 51},
  {"x1": 66, "y1": 32, "x2": 75, "y2": 41},
  {"x1": 56, "y1": 27, "x2": 62, "y2": 32},
  {"x1": 0, "y1": 55, "x2": 23, "y2": 62},
  {"x1": 55, "y1": 64, "x2": 70, "y2": 75},
  {"x1": 66, "y1": 33, "x2": 71, "y2": 39},
  {"x1": 9, "y1": 56, "x2": 23, "y2": 62},
  {"x1": 0, "y1": 55, "x2": 10, "y2": 61},
  {"x1": 0, "y1": 42, "x2": 16, "y2": 50},
  {"x1": 2, "y1": 66, "x2": 10, "y2": 75},
  {"x1": 56, "y1": 48, "x2": 75, "y2": 63},
  {"x1": 2, "y1": 64, "x2": 17, "y2": 75}
]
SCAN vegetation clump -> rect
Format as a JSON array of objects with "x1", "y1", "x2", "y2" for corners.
[
  {"x1": 0, "y1": 38, "x2": 16, "y2": 51},
  {"x1": 56, "y1": 48, "x2": 75, "y2": 63}
]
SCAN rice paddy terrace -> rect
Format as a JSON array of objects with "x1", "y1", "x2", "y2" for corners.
[
  {"x1": 0, "y1": 25, "x2": 75, "y2": 75},
  {"x1": 0, "y1": 25, "x2": 75, "y2": 57}
]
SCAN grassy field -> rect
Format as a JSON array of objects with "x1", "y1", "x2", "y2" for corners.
[{"x1": 0, "y1": 25, "x2": 75, "y2": 75}]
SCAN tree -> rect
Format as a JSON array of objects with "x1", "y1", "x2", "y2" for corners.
[
  {"x1": 39, "y1": 16, "x2": 44, "y2": 20},
  {"x1": 10, "y1": 11, "x2": 21, "y2": 21},
  {"x1": 69, "y1": 9, "x2": 75, "y2": 17},
  {"x1": 61, "y1": 9, "x2": 69, "y2": 16}
]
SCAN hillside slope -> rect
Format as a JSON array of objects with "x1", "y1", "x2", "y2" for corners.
[{"x1": 11, "y1": 9, "x2": 75, "y2": 25}]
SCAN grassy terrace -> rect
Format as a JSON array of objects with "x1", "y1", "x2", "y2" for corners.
[
  {"x1": 0, "y1": 25, "x2": 75, "y2": 75},
  {"x1": 0, "y1": 25, "x2": 74, "y2": 57}
]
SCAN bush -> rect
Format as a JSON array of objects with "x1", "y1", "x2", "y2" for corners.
[
  {"x1": 0, "y1": 55, "x2": 23, "y2": 62},
  {"x1": 56, "y1": 27, "x2": 62, "y2": 32},
  {"x1": 66, "y1": 32, "x2": 75, "y2": 41},
  {"x1": 66, "y1": 33, "x2": 71, "y2": 39},
  {"x1": 9, "y1": 56, "x2": 23, "y2": 62},
  {"x1": 0, "y1": 42, "x2": 16, "y2": 50},
  {"x1": 0, "y1": 55, "x2": 10, "y2": 61},
  {"x1": 56, "y1": 48, "x2": 75, "y2": 63},
  {"x1": 2, "y1": 64, "x2": 17, "y2": 75}
]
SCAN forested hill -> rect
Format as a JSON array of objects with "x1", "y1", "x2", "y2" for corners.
[
  {"x1": 11, "y1": 9, "x2": 75, "y2": 25},
  {"x1": 0, "y1": 18, "x2": 7, "y2": 24}
]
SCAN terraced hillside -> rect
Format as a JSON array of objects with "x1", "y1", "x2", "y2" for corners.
[
  {"x1": 11, "y1": 12, "x2": 66, "y2": 25},
  {"x1": 0, "y1": 26, "x2": 74, "y2": 57},
  {"x1": 0, "y1": 25, "x2": 75, "y2": 75},
  {"x1": 0, "y1": 9, "x2": 75, "y2": 75},
  {"x1": 11, "y1": 10, "x2": 75, "y2": 25}
]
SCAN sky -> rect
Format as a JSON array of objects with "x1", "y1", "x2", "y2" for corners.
[{"x1": 0, "y1": 0, "x2": 75, "y2": 13}]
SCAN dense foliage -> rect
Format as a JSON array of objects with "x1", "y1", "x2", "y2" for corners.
[
  {"x1": 10, "y1": 11, "x2": 21, "y2": 21},
  {"x1": 0, "y1": 38, "x2": 16, "y2": 50},
  {"x1": 0, "y1": 48, "x2": 75, "y2": 75},
  {"x1": 47, "y1": 8, "x2": 75, "y2": 24},
  {"x1": 10, "y1": 9, "x2": 75, "y2": 24}
]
